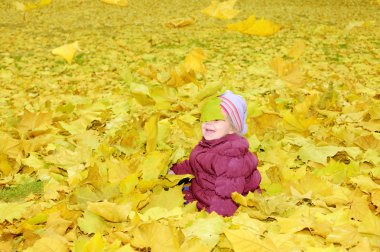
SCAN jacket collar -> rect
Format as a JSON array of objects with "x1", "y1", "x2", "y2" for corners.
[{"x1": 199, "y1": 133, "x2": 241, "y2": 148}]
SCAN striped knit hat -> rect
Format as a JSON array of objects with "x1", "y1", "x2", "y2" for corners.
[{"x1": 219, "y1": 90, "x2": 248, "y2": 135}]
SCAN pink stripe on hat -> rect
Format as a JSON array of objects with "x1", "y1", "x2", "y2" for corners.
[
  {"x1": 218, "y1": 90, "x2": 248, "y2": 135},
  {"x1": 220, "y1": 97, "x2": 242, "y2": 131}
]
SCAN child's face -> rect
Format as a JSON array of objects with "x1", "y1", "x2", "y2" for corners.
[{"x1": 201, "y1": 110, "x2": 236, "y2": 140}]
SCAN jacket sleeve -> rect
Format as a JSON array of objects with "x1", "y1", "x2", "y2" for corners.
[{"x1": 171, "y1": 159, "x2": 193, "y2": 175}]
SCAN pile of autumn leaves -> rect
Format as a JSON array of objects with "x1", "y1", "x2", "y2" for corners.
[{"x1": 1, "y1": 0, "x2": 380, "y2": 252}]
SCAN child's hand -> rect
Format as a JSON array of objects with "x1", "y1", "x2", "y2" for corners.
[{"x1": 167, "y1": 169, "x2": 175, "y2": 175}]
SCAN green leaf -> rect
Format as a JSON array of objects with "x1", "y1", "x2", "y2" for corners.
[{"x1": 200, "y1": 97, "x2": 224, "y2": 122}]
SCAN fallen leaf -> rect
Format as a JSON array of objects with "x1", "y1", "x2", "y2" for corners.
[
  {"x1": 201, "y1": 0, "x2": 240, "y2": 19},
  {"x1": 100, "y1": 0, "x2": 128, "y2": 7},
  {"x1": 165, "y1": 17, "x2": 196, "y2": 28},
  {"x1": 227, "y1": 15, "x2": 280, "y2": 36},
  {"x1": 51, "y1": 41, "x2": 81, "y2": 64}
]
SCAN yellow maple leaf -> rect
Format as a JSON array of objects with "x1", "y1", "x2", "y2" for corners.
[
  {"x1": 77, "y1": 210, "x2": 108, "y2": 234},
  {"x1": 165, "y1": 17, "x2": 196, "y2": 28},
  {"x1": 231, "y1": 213, "x2": 267, "y2": 235},
  {"x1": 141, "y1": 186, "x2": 184, "y2": 212},
  {"x1": 45, "y1": 212, "x2": 72, "y2": 236},
  {"x1": 325, "y1": 223, "x2": 360, "y2": 247},
  {"x1": 184, "y1": 48, "x2": 206, "y2": 74},
  {"x1": 183, "y1": 213, "x2": 227, "y2": 247},
  {"x1": 349, "y1": 237, "x2": 373, "y2": 252},
  {"x1": 224, "y1": 228, "x2": 277, "y2": 252},
  {"x1": 17, "y1": 109, "x2": 52, "y2": 136},
  {"x1": 137, "y1": 64, "x2": 157, "y2": 80},
  {"x1": 130, "y1": 222, "x2": 182, "y2": 252},
  {"x1": 83, "y1": 233, "x2": 105, "y2": 252},
  {"x1": 201, "y1": 0, "x2": 240, "y2": 19},
  {"x1": 138, "y1": 151, "x2": 171, "y2": 181},
  {"x1": 180, "y1": 237, "x2": 214, "y2": 252},
  {"x1": 26, "y1": 234, "x2": 69, "y2": 252},
  {"x1": 87, "y1": 201, "x2": 132, "y2": 222},
  {"x1": 358, "y1": 211, "x2": 380, "y2": 236},
  {"x1": 167, "y1": 49, "x2": 206, "y2": 87},
  {"x1": 0, "y1": 201, "x2": 33, "y2": 222},
  {"x1": 371, "y1": 189, "x2": 380, "y2": 211},
  {"x1": 129, "y1": 82, "x2": 155, "y2": 105},
  {"x1": 227, "y1": 15, "x2": 280, "y2": 36},
  {"x1": 276, "y1": 215, "x2": 313, "y2": 234},
  {"x1": 139, "y1": 207, "x2": 183, "y2": 221},
  {"x1": 281, "y1": 110, "x2": 318, "y2": 133},
  {"x1": 14, "y1": 0, "x2": 51, "y2": 11},
  {"x1": 288, "y1": 39, "x2": 306, "y2": 59},
  {"x1": 350, "y1": 175, "x2": 380, "y2": 193},
  {"x1": 269, "y1": 57, "x2": 304, "y2": 88},
  {"x1": 0, "y1": 133, "x2": 21, "y2": 160},
  {"x1": 51, "y1": 41, "x2": 80, "y2": 64},
  {"x1": 100, "y1": 0, "x2": 128, "y2": 7},
  {"x1": 144, "y1": 114, "x2": 159, "y2": 153},
  {"x1": 0, "y1": 153, "x2": 13, "y2": 176},
  {"x1": 119, "y1": 172, "x2": 139, "y2": 195}
]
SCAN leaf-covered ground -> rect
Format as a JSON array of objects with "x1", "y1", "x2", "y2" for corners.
[{"x1": 0, "y1": 0, "x2": 380, "y2": 251}]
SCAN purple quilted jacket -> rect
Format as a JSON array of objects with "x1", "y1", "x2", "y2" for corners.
[{"x1": 172, "y1": 133, "x2": 261, "y2": 216}]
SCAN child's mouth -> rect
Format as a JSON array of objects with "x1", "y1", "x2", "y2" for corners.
[{"x1": 205, "y1": 129, "x2": 215, "y2": 133}]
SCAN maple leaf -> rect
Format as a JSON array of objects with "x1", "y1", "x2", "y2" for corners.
[
  {"x1": 165, "y1": 17, "x2": 196, "y2": 28},
  {"x1": 227, "y1": 15, "x2": 280, "y2": 36},
  {"x1": 167, "y1": 48, "x2": 206, "y2": 87},
  {"x1": 87, "y1": 201, "x2": 132, "y2": 222},
  {"x1": 288, "y1": 40, "x2": 306, "y2": 59},
  {"x1": 24, "y1": 234, "x2": 69, "y2": 252},
  {"x1": 200, "y1": 96, "x2": 224, "y2": 122},
  {"x1": 0, "y1": 201, "x2": 33, "y2": 222},
  {"x1": 100, "y1": 0, "x2": 128, "y2": 7},
  {"x1": 269, "y1": 57, "x2": 304, "y2": 88},
  {"x1": 77, "y1": 210, "x2": 108, "y2": 234},
  {"x1": 144, "y1": 114, "x2": 159, "y2": 153},
  {"x1": 130, "y1": 222, "x2": 182, "y2": 252},
  {"x1": 184, "y1": 48, "x2": 206, "y2": 74},
  {"x1": 349, "y1": 175, "x2": 380, "y2": 193},
  {"x1": 13, "y1": 0, "x2": 51, "y2": 11},
  {"x1": 138, "y1": 151, "x2": 171, "y2": 181},
  {"x1": 141, "y1": 186, "x2": 184, "y2": 212},
  {"x1": 224, "y1": 228, "x2": 277, "y2": 252},
  {"x1": 83, "y1": 233, "x2": 105, "y2": 252},
  {"x1": 201, "y1": 0, "x2": 240, "y2": 20},
  {"x1": 51, "y1": 41, "x2": 81, "y2": 64},
  {"x1": 119, "y1": 172, "x2": 139, "y2": 195},
  {"x1": 17, "y1": 109, "x2": 53, "y2": 137},
  {"x1": 183, "y1": 213, "x2": 227, "y2": 247}
]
